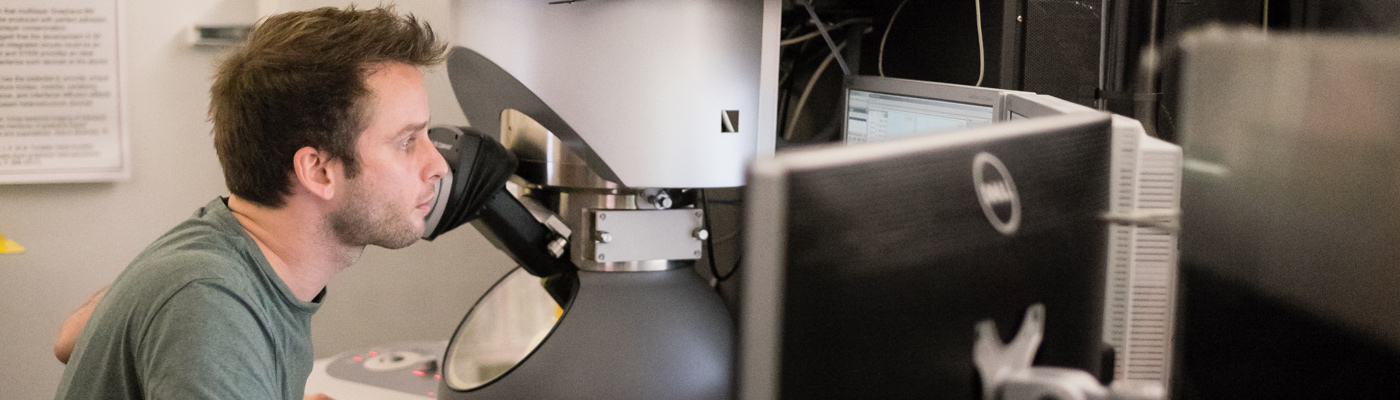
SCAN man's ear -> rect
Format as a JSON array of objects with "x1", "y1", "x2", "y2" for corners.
[{"x1": 291, "y1": 146, "x2": 341, "y2": 201}]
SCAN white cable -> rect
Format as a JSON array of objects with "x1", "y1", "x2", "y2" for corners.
[
  {"x1": 879, "y1": 0, "x2": 912, "y2": 77},
  {"x1": 1262, "y1": 0, "x2": 1270, "y2": 34},
  {"x1": 798, "y1": 1, "x2": 851, "y2": 76},
  {"x1": 1100, "y1": 209, "x2": 1181, "y2": 232},
  {"x1": 974, "y1": 0, "x2": 985, "y2": 86},
  {"x1": 785, "y1": 42, "x2": 846, "y2": 141},
  {"x1": 781, "y1": 18, "x2": 871, "y2": 46}
]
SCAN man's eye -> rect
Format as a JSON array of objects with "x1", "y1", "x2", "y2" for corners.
[{"x1": 402, "y1": 136, "x2": 415, "y2": 149}]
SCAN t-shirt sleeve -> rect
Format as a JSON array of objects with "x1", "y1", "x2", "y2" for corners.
[{"x1": 136, "y1": 279, "x2": 283, "y2": 399}]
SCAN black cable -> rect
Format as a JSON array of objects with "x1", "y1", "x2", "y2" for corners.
[
  {"x1": 718, "y1": 255, "x2": 741, "y2": 282},
  {"x1": 701, "y1": 188, "x2": 722, "y2": 283},
  {"x1": 700, "y1": 189, "x2": 741, "y2": 284}
]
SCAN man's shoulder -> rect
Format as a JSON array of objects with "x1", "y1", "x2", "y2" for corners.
[
  {"x1": 126, "y1": 232, "x2": 254, "y2": 288},
  {"x1": 105, "y1": 241, "x2": 259, "y2": 322},
  {"x1": 132, "y1": 199, "x2": 257, "y2": 279},
  {"x1": 110, "y1": 203, "x2": 264, "y2": 306},
  {"x1": 149, "y1": 200, "x2": 248, "y2": 256}
]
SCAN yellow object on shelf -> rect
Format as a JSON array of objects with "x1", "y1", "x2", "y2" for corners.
[{"x1": 0, "y1": 232, "x2": 24, "y2": 254}]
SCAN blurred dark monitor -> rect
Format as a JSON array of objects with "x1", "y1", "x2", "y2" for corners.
[{"x1": 1175, "y1": 28, "x2": 1400, "y2": 398}]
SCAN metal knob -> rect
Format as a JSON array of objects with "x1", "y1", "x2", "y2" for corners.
[
  {"x1": 650, "y1": 193, "x2": 673, "y2": 209},
  {"x1": 595, "y1": 230, "x2": 613, "y2": 243},
  {"x1": 693, "y1": 228, "x2": 710, "y2": 241}
]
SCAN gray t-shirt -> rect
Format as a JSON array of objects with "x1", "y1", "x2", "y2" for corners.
[{"x1": 56, "y1": 197, "x2": 323, "y2": 399}]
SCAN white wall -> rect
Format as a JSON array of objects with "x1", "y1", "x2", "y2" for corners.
[{"x1": 0, "y1": 1, "x2": 512, "y2": 398}]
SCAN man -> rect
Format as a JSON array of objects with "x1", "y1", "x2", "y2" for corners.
[{"x1": 54, "y1": 6, "x2": 450, "y2": 399}]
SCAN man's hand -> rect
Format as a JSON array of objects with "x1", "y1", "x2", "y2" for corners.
[
  {"x1": 304, "y1": 393, "x2": 336, "y2": 400},
  {"x1": 55, "y1": 286, "x2": 108, "y2": 363}
]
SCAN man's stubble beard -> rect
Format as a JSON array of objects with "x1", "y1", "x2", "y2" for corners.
[{"x1": 328, "y1": 177, "x2": 422, "y2": 250}]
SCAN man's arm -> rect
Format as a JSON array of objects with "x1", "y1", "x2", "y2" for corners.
[{"x1": 55, "y1": 285, "x2": 108, "y2": 363}]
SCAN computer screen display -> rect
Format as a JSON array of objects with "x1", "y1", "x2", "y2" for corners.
[
  {"x1": 842, "y1": 76, "x2": 1003, "y2": 145},
  {"x1": 739, "y1": 112, "x2": 1115, "y2": 399},
  {"x1": 845, "y1": 90, "x2": 995, "y2": 144}
]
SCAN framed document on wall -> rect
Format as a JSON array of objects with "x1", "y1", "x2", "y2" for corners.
[{"x1": 0, "y1": 0, "x2": 128, "y2": 184}]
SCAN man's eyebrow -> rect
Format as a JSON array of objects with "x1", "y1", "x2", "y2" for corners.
[{"x1": 393, "y1": 121, "x2": 430, "y2": 139}]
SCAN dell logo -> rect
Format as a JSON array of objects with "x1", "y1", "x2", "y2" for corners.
[{"x1": 972, "y1": 152, "x2": 1021, "y2": 236}]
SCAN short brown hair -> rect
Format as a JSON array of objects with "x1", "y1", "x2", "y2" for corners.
[{"x1": 210, "y1": 6, "x2": 447, "y2": 207}]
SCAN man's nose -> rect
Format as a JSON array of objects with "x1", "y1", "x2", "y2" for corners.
[{"x1": 422, "y1": 135, "x2": 451, "y2": 182}]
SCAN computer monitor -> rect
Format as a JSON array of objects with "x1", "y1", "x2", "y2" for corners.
[
  {"x1": 1005, "y1": 93, "x2": 1183, "y2": 391},
  {"x1": 842, "y1": 76, "x2": 1006, "y2": 145},
  {"x1": 738, "y1": 112, "x2": 1115, "y2": 399},
  {"x1": 1004, "y1": 93, "x2": 1095, "y2": 121}
]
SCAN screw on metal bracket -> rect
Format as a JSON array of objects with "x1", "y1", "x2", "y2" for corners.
[{"x1": 547, "y1": 237, "x2": 567, "y2": 258}]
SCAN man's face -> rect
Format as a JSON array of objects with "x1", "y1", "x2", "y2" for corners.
[{"x1": 328, "y1": 63, "x2": 449, "y2": 249}]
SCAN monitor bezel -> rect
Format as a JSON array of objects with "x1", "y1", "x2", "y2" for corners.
[{"x1": 1003, "y1": 93, "x2": 1096, "y2": 120}]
